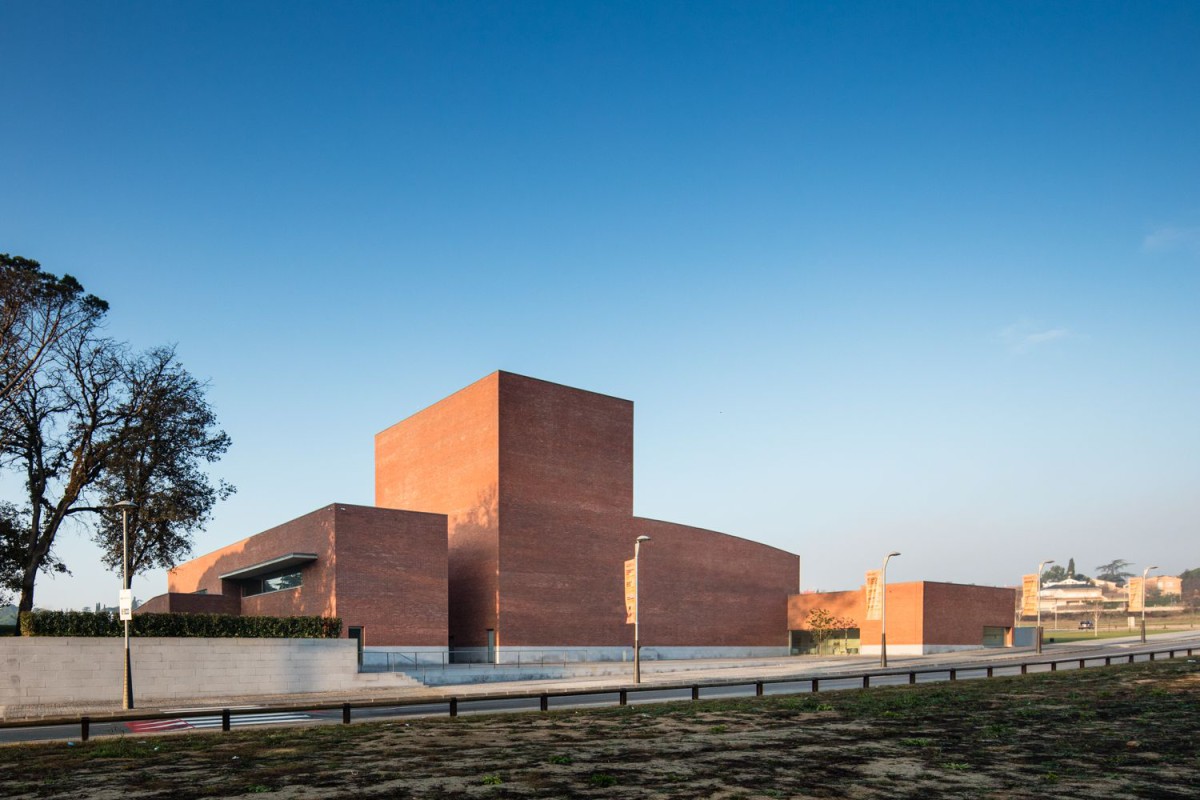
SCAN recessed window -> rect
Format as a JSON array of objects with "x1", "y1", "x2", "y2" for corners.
[{"x1": 242, "y1": 567, "x2": 303, "y2": 597}]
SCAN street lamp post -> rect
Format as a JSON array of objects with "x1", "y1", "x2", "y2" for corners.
[
  {"x1": 880, "y1": 551, "x2": 900, "y2": 668},
  {"x1": 1141, "y1": 565, "x2": 1159, "y2": 644},
  {"x1": 113, "y1": 500, "x2": 137, "y2": 710},
  {"x1": 1036, "y1": 559, "x2": 1055, "y2": 655},
  {"x1": 633, "y1": 535, "x2": 651, "y2": 684}
]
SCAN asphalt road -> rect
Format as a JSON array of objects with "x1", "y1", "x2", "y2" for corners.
[{"x1": 3, "y1": 634, "x2": 1196, "y2": 746}]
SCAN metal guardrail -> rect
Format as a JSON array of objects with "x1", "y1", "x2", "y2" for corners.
[{"x1": 2, "y1": 645, "x2": 1193, "y2": 742}]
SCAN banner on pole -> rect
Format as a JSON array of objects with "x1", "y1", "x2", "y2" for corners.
[
  {"x1": 865, "y1": 569, "x2": 883, "y2": 621},
  {"x1": 625, "y1": 558, "x2": 637, "y2": 624},
  {"x1": 1021, "y1": 573, "x2": 1040, "y2": 617},
  {"x1": 1127, "y1": 577, "x2": 1144, "y2": 612}
]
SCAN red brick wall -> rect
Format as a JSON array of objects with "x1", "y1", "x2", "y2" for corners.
[
  {"x1": 373, "y1": 370, "x2": 802, "y2": 651},
  {"x1": 790, "y1": 584, "x2": 926, "y2": 646},
  {"x1": 791, "y1": 582, "x2": 1016, "y2": 647},
  {"x1": 788, "y1": 590, "x2": 864, "y2": 631},
  {"x1": 497, "y1": 374, "x2": 635, "y2": 647},
  {"x1": 634, "y1": 518, "x2": 798, "y2": 647},
  {"x1": 332, "y1": 504, "x2": 448, "y2": 647},
  {"x1": 498, "y1": 373, "x2": 634, "y2": 516},
  {"x1": 921, "y1": 582, "x2": 1016, "y2": 645},
  {"x1": 166, "y1": 503, "x2": 450, "y2": 646},
  {"x1": 135, "y1": 592, "x2": 239, "y2": 615},
  {"x1": 167, "y1": 505, "x2": 338, "y2": 619},
  {"x1": 375, "y1": 373, "x2": 500, "y2": 648}
]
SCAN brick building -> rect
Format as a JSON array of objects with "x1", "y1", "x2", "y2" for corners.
[
  {"x1": 376, "y1": 371, "x2": 799, "y2": 659},
  {"x1": 141, "y1": 504, "x2": 449, "y2": 655},
  {"x1": 788, "y1": 581, "x2": 1017, "y2": 655},
  {"x1": 149, "y1": 372, "x2": 801, "y2": 659}
]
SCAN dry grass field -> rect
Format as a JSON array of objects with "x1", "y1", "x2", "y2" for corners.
[{"x1": 2, "y1": 658, "x2": 1197, "y2": 799}]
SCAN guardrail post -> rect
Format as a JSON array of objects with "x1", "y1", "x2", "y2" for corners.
[
  {"x1": 1021, "y1": 664, "x2": 1027, "y2": 675},
  {"x1": 1128, "y1": 654, "x2": 1134, "y2": 664},
  {"x1": 81, "y1": 716, "x2": 90, "y2": 742},
  {"x1": 986, "y1": 666, "x2": 993, "y2": 678},
  {"x1": 1105, "y1": 656, "x2": 1111, "y2": 666},
  {"x1": 540, "y1": 694, "x2": 548, "y2": 712},
  {"x1": 1169, "y1": 650, "x2": 1175, "y2": 659},
  {"x1": 222, "y1": 709, "x2": 231, "y2": 732},
  {"x1": 949, "y1": 669, "x2": 956, "y2": 681},
  {"x1": 909, "y1": 672, "x2": 916, "y2": 684},
  {"x1": 1079, "y1": 659, "x2": 1085, "y2": 670},
  {"x1": 342, "y1": 703, "x2": 351, "y2": 724},
  {"x1": 862, "y1": 675, "x2": 870, "y2": 688},
  {"x1": 812, "y1": 678, "x2": 819, "y2": 693},
  {"x1": 619, "y1": 689, "x2": 627, "y2": 706},
  {"x1": 691, "y1": 685, "x2": 699, "y2": 701},
  {"x1": 449, "y1": 697, "x2": 458, "y2": 717},
  {"x1": 1150, "y1": 652, "x2": 1156, "y2": 662},
  {"x1": 1050, "y1": 662, "x2": 1057, "y2": 672},
  {"x1": 755, "y1": 681, "x2": 763, "y2": 697}
]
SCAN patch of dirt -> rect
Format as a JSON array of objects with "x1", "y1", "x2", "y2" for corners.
[{"x1": 1, "y1": 659, "x2": 1198, "y2": 799}]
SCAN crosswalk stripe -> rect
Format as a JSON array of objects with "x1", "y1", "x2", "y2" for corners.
[{"x1": 125, "y1": 712, "x2": 312, "y2": 733}]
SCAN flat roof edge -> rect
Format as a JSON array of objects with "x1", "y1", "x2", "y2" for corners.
[{"x1": 218, "y1": 553, "x2": 318, "y2": 581}]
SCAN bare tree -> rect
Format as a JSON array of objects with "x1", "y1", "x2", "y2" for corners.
[
  {"x1": 1, "y1": 254, "x2": 107, "y2": 433},
  {"x1": 1, "y1": 331, "x2": 127, "y2": 614},
  {"x1": 1, "y1": 255, "x2": 233, "y2": 616},
  {"x1": 88, "y1": 346, "x2": 234, "y2": 578}
]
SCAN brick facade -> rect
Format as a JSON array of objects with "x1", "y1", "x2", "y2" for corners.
[
  {"x1": 163, "y1": 504, "x2": 448, "y2": 647},
  {"x1": 788, "y1": 581, "x2": 1017, "y2": 653},
  {"x1": 158, "y1": 371, "x2": 801, "y2": 654},
  {"x1": 376, "y1": 371, "x2": 800, "y2": 652}
]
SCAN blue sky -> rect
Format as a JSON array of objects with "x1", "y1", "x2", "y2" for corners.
[{"x1": 2, "y1": 1, "x2": 1197, "y2": 610}]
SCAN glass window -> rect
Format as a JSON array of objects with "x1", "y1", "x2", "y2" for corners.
[{"x1": 242, "y1": 567, "x2": 303, "y2": 597}]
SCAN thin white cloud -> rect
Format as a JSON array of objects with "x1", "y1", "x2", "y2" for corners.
[
  {"x1": 999, "y1": 321, "x2": 1073, "y2": 354},
  {"x1": 1143, "y1": 223, "x2": 1200, "y2": 255}
]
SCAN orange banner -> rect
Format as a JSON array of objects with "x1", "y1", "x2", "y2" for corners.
[
  {"x1": 1127, "y1": 577, "x2": 1144, "y2": 612},
  {"x1": 1021, "y1": 573, "x2": 1040, "y2": 617},
  {"x1": 865, "y1": 569, "x2": 882, "y2": 621},
  {"x1": 625, "y1": 558, "x2": 637, "y2": 624}
]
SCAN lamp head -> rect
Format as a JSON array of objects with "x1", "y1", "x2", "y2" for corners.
[{"x1": 636, "y1": 535, "x2": 651, "y2": 543}]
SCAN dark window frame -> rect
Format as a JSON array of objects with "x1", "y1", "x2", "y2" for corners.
[{"x1": 242, "y1": 566, "x2": 304, "y2": 597}]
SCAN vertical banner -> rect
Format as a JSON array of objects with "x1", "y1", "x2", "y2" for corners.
[
  {"x1": 1021, "y1": 573, "x2": 1040, "y2": 617},
  {"x1": 1127, "y1": 576, "x2": 1144, "y2": 612},
  {"x1": 865, "y1": 569, "x2": 882, "y2": 621},
  {"x1": 625, "y1": 558, "x2": 637, "y2": 624}
]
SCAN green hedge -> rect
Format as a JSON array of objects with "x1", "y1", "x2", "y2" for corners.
[{"x1": 19, "y1": 610, "x2": 341, "y2": 638}]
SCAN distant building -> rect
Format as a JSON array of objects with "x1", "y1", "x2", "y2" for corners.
[
  {"x1": 1147, "y1": 575, "x2": 1182, "y2": 597},
  {"x1": 1039, "y1": 578, "x2": 1106, "y2": 613}
]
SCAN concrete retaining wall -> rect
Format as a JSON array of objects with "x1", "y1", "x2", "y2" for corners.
[{"x1": 1, "y1": 637, "x2": 418, "y2": 715}]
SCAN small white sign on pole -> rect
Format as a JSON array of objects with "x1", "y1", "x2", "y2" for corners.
[{"x1": 118, "y1": 589, "x2": 133, "y2": 621}]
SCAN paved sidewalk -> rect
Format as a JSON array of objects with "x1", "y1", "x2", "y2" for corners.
[{"x1": 6, "y1": 630, "x2": 1197, "y2": 723}]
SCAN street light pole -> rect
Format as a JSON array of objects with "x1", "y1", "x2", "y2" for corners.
[
  {"x1": 1036, "y1": 559, "x2": 1055, "y2": 655},
  {"x1": 113, "y1": 500, "x2": 137, "y2": 710},
  {"x1": 880, "y1": 551, "x2": 900, "y2": 668},
  {"x1": 633, "y1": 535, "x2": 650, "y2": 684},
  {"x1": 1141, "y1": 565, "x2": 1159, "y2": 644}
]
